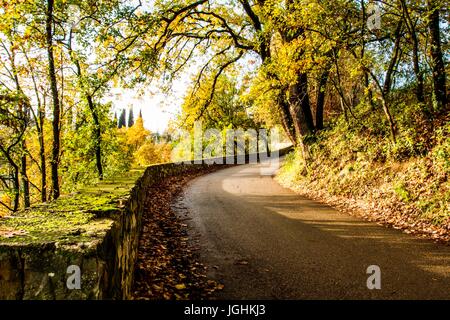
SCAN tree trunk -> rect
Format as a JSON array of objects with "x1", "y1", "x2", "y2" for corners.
[
  {"x1": 10, "y1": 45, "x2": 30, "y2": 208},
  {"x1": 427, "y1": 0, "x2": 447, "y2": 111},
  {"x1": 340, "y1": 97, "x2": 349, "y2": 123},
  {"x1": 383, "y1": 21, "x2": 403, "y2": 97},
  {"x1": 0, "y1": 151, "x2": 20, "y2": 212},
  {"x1": 411, "y1": 34, "x2": 425, "y2": 103},
  {"x1": 276, "y1": 90, "x2": 296, "y2": 145},
  {"x1": 12, "y1": 166, "x2": 20, "y2": 212},
  {"x1": 316, "y1": 69, "x2": 330, "y2": 130},
  {"x1": 46, "y1": 0, "x2": 61, "y2": 200},
  {"x1": 380, "y1": 21, "x2": 402, "y2": 144},
  {"x1": 67, "y1": 33, "x2": 104, "y2": 180},
  {"x1": 401, "y1": 0, "x2": 425, "y2": 103},
  {"x1": 287, "y1": 73, "x2": 315, "y2": 161},
  {"x1": 288, "y1": 72, "x2": 315, "y2": 139},
  {"x1": 20, "y1": 143, "x2": 30, "y2": 208},
  {"x1": 19, "y1": 104, "x2": 30, "y2": 208},
  {"x1": 86, "y1": 95, "x2": 104, "y2": 180},
  {"x1": 361, "y1": 0, "x2": 375, "y2": 110},
  {"x1": 381, "y1": 97, "x2": 397, "y2": 143},
  {"x1": 38, "y1": 105, "x2": 47, "y2": 202}
]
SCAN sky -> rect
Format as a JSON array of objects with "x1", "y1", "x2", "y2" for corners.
[
  {"x1": 108, "y1": 76, "x2": 192, "y2": 134},
  {"x1": 106, "y1": 54, "x2": 256, "y2": 134}
]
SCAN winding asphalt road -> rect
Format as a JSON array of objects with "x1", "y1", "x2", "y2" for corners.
[{"x1": 175, "y1": 162, "x2": 450, "y2": 299}]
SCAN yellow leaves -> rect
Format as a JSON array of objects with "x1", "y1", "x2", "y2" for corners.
[
  {"x1": 132, "y1": 60, "x2": 141, "y2": 69},
  {"x1": 134, "y1": 141, "x2": 158, "y2": 166},
  {"x1": 349, "y1": 66, "x2": 363, "y2": 80},
  {"x1": 96, "y1": 67, "x2": 104, "y2": 77},
  {"x1": 108, "y1": 73, "x2": 122, "y2": 88},
  {"x1": 175, "y1": 283, "x2": 186, "y2": 290},
  {"x1": 0, "y1": 194, "x2": 11, "y2": 216},
  {"x1": 269, "y1": 32, "x2": 282, "y2": 57},
  {"x1": 126, "y1": 117, "x2": 150, "y2": 149},
  {"x1": 102, "y1": 35, "x2": 116, "y2": 48},
  {"x1": 22, "y1": 26, "x2": 33, "y2": 40},
  {"x1": 118, "y1": 116, "x2": 171, "y2": 167}
]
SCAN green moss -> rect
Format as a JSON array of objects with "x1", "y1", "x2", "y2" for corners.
[
  {"x1": 393, "y1": 182, "x2": 412, "y2": 203},
  {"x1": 0, "y1": 168, "x2": 144, "y2": 246}
]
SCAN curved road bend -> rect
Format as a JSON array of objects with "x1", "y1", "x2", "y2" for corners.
[{"x1": 175, "y1": 162, "x2": 450, "y2": 299}]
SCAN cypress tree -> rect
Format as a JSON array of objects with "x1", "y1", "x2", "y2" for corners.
[
  {"x1": 128, "y1": 107, "x2": 134, "y2": 127},
  {"x1": 118, "y1": 109, "x2": 126, "y2": 128}
]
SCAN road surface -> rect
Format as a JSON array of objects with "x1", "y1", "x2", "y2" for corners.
[{"x1": 175, "y1": 162, "x2": 450, "y2": 299}]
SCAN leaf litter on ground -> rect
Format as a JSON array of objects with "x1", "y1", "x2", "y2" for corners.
[{"x1": 132, "y1": 166, "x2": 225, "y2": 300}]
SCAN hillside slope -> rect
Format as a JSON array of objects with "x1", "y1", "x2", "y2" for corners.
[{"x1": 277, "y1": 109, "x2": 450, "y2": 242}]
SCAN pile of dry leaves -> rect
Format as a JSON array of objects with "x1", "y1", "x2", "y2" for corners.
[
  {"x1": 279, "y1": 182, "x2": 450, "y2": 245},
  {"x1": 132, "y1": 166, "x2": 224, "y2": 300}
]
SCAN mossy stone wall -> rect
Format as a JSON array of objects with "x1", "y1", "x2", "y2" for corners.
[
  {"x1": 0, "y1": 163, "x2": 214, "y2": 299},
  {"x1": 0, "y1": 147, "x2": 292, "y2": 299}
]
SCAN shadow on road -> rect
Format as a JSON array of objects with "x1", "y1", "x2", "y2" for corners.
[{"x1": 177, "y1": 164, "x2": 450, "y2": 300}]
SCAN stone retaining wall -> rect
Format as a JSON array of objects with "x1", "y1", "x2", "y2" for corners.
[{"x1": 0, "y1": 147, "x2": 292, "y2": 299}]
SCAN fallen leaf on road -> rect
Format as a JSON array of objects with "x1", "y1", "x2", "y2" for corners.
[
  {"x1": 216, "y1": 284, "x2": 225, "y2": 290},
  {"x1": 175, "y1": 284, "x2": 186, "y2": 290},
  {"x1": 235, "y1": 260, "x2": 249, "y2": 265}
]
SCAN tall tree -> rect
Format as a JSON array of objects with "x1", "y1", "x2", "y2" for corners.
[
  {"x1": 67, "y1": 31, "x2": 104, "y2": 180},
  {"x1": 128, "y1": 107, "x2": 134, "y2": 127},
  {"x1": 46, "y1": 0, "x2": 61, "y2": 199},
  {"x1": 0, "y1": 95, "x2": 28, "y2": 211},
  {"x1": 427, "y1": 0, "x2": 447, "y2": 111},
  {"x1": 118, "y1": 109, "x2": 127, "y2": 128},
  {"x1": 4, "y1": 40, "x2": 31, "y2": 208},
  {"x1": 399, "y1": 0, "x2": 425, "y2": 104}
]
